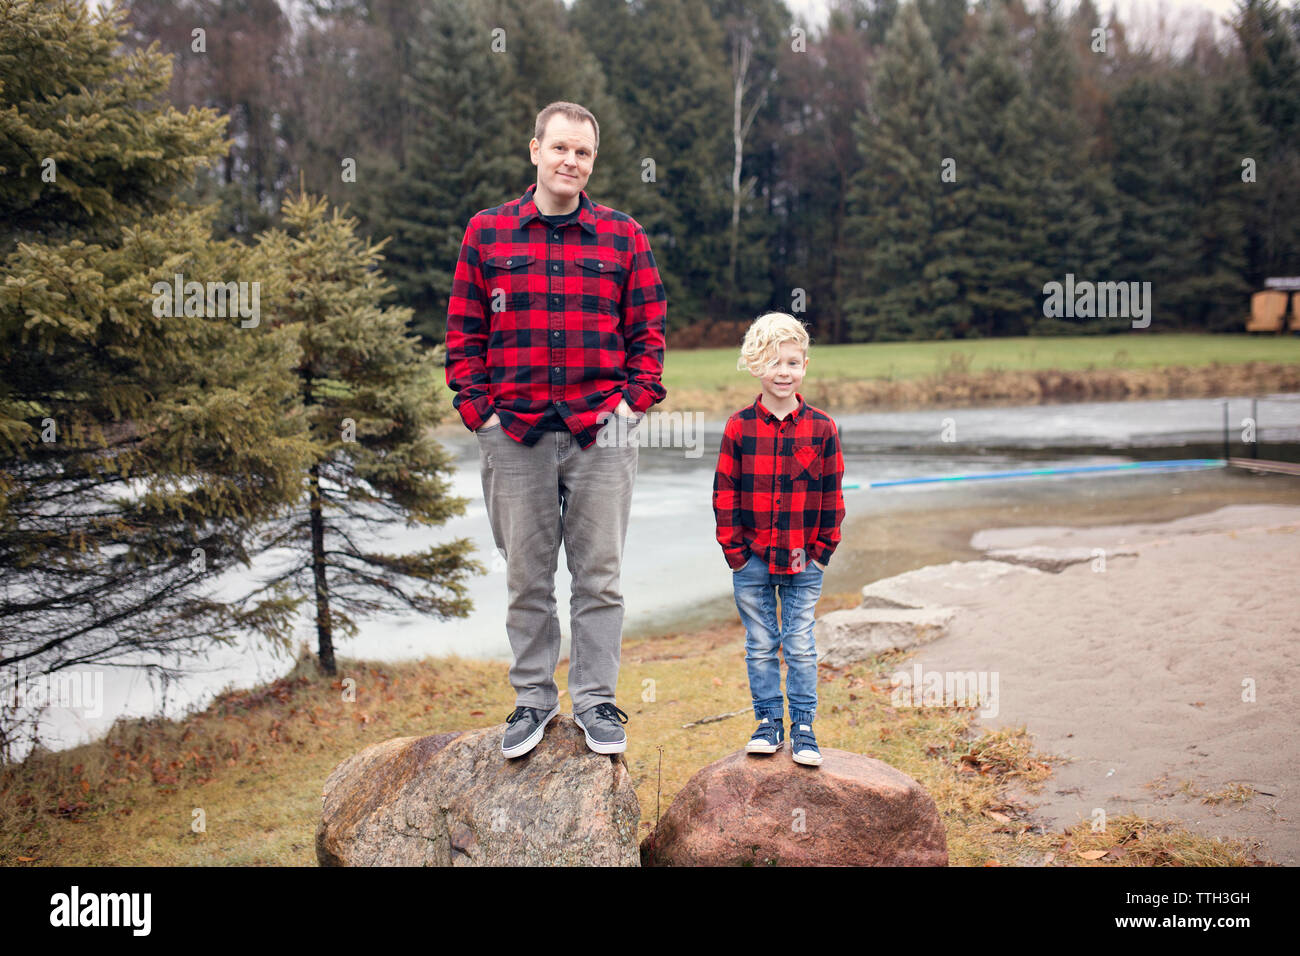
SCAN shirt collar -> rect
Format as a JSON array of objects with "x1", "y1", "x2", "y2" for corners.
[
  {"x1": 755, "y1": 392, "x2": 806, "y2": 424},
  {"x1": 519, "y1": 182, "x2": 597, "y2": 235}
]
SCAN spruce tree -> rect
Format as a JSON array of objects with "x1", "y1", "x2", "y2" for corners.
[
  {"x1": 356, "y1": 0, "x2": 521, "y2": 344},
  {"x1": 0, "y1": 0, "x2": 314, "y2": 751},
  {"x1": 844, "y1": 1, "x2": 969, "y2": 340},
  {"x1": 251, "y1": 192, "x2": 478, "y2": 676},
  {"x1": 946, "y1": 2, "x2": 1045, "y2": 336},
  {"x1": 1027, "y1": 0, "x2": 1120, "y2": 333}
]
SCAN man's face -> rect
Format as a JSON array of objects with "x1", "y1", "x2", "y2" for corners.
[{"x1": 529, "y1": 114, "x2": 596, "y2": 210}]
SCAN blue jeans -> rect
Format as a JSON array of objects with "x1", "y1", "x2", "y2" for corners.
[{"x1": 732, "y1": 552, "x2": 822, "y2": 725}]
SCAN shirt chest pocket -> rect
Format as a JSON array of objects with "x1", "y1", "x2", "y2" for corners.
[
  {"x1": 575, "y1": 257, "x2": 628, "y2": 313},
  {"x1": 791, "y1": 440, "x2": 822, "y2": 482},
  {"x1": 482, "y1": 254, "x2": 537, "y2": 312}
]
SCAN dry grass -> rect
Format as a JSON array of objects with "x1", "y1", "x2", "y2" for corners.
[
  {"x1": 654, "y1": 362, "x2": 1300, "y2": 418},
  {"x1": 0, "y1": 602, "x2": 1272, "y2": 866}
]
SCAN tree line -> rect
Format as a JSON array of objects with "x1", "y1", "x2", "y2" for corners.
[{"x1": 117, "y1": 0, "x2": 1300, "y2": 342}]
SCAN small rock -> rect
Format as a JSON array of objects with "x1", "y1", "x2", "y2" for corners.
[
  {"x1": 860, "y1": 560, "x2": 1042, "y2": 609},
  {"x1": 816, "y1": 606, "x2": 956, "y2": 665},
  {"x1": 983, "y1": 545, "x2": 1136, "y2": 573}
]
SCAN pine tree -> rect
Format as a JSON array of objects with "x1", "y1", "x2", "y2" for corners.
[
  {"x1": 251, "y1": 192, "x2": 479, "y2": 676},
  {"x1": 0, "y1": 0, "x2": 315, "y2": 752},
  {"x1": 844, "y1": 1, "x2": 969, "y2": 340},
  {"x1": 1027, "y1": 0, "x2": 1120, "y2": 333},
  {"x1": 571, "y1": 0, "x2": 733, "y2": 326},
  {"x1": 945, "y1": 2, "x2": 1045, "y2": 336}
]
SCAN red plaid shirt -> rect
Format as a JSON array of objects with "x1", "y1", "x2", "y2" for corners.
[
  {"x1": 713, "y1": 392, "x2": 845, "y2": 574},
  {"x1": 444, "y1": 183, "x2": 667, "y2": 448}
]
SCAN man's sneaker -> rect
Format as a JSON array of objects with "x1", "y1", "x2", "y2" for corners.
[
  {"x1": 745, "y1": 716, "x2": 785, "y2": 754},
  {"x1": 501, "y1": 703, "x2": 560, "y2": 759},
  {"x1": 791, "y1": 723, "x2": 823, "y2": 766},
  {"x1": 573, "y1": 702, "x2": 629, "y2": 754}
]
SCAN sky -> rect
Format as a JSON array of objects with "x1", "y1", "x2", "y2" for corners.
[{"x1": 783, "y1": 0, "x2": 1250, "y2": 48}]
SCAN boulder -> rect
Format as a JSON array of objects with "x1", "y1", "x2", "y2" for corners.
[
  {"x1": 641, "y1": 745, "x2": 947, "y2": 866},
  {"x1": 317, "y1": 716, "x2": 640, "y2": 866},
  {"x1": 816, "y1": 606, "x2": 956, "y2": 665}
]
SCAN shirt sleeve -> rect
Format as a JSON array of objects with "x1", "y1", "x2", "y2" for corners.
[
  {"x1": 713, "y1": 417, "x2": 749, "y2": 570},
  {"x1": 444, "y1": 219, "x2": 495, "y2": 431},
  {"x1": 619, "y1": 224, "x2": 667, "y2": 415},
  {"x1": 808, "y1": 422, "x2": 845, "y2": 566}
]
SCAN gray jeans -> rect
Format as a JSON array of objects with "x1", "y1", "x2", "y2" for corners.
[{"x1": 476, "y1": 415, "x2": 639, "y2": 715}]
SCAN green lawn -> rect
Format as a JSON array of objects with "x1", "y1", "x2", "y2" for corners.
[{"x1": 661, "y1": 334, "x2": 1300, "y2": 392}]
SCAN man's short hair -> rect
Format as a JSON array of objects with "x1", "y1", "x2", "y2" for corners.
[{"x1": 534, "y1": 101, "x2": 600, "y2": 152}]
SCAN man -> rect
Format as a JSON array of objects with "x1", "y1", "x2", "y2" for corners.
[{"x1": 445, "y1": 101, "x2": 667, "y2": 759}]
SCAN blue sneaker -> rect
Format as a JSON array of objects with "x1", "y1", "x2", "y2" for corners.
[
  {"x1": 745, "y1": 716, "x2": 784, "y2": 754},
  {"x1": 791, "y1": 722, "x2": 822, "y2": 766}
]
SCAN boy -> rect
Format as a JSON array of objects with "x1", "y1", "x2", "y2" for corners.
[{"x1": 713, "y1": 313, "x2": 845, "y2": 767}]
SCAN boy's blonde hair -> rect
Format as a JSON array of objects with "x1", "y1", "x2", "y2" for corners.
[{"x1": 736, "y1": 312, "x2": 810, "y2": 375}]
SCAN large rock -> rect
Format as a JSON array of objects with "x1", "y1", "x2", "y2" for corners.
[
  {"x1": 317, "y1": 716, "x2": 640, "y2": 866},
  {"x1": 641, "y1": 746, "x2": 948, "y2": 866},
  {"x1": 816, "y1": 606, "x2": 956, "y2": 665}
]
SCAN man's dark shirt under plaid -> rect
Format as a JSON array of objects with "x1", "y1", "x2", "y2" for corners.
[{"x1": 444, "y1": 183, "x2": 667, "y2": 449}]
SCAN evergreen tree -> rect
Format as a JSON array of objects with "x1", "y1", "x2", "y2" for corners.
[
  {"x1": 252, "y1": 193, "x2": 478, "y2": 676},
  {"x1": 946, "y1": 2, "x2": 1045, "y2": 336},
  {"x1": 571, "y1": 0, "x2": 733, "y2": 327},
  {"x1": 1027, "y1": 0, "x2": 1120, "y2": 333},
  {"x1": 844, "y1": 1, "x2": 969, "y2": 340},
  {"x1": 357, "y1": 0, "x2": 521, "y2": 344},
  {"x1": 0, "y1": 0, "x2": 315, "y2": 751},
  {"x1": 1232, "y1": 0, "x2": 1300, "y2": 282}
]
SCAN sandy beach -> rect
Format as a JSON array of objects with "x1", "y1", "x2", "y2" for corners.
[{"x1": 883, "y1": 503, "x2": 1300, "y2": 864}]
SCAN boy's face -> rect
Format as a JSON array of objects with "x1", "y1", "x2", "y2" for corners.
[{"x1": 755, "y1": 340, "x2": 808, "y2": 404}]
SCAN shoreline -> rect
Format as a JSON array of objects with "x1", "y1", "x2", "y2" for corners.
[
  {"x1": 431, "y1": 362, "x2": 1300, "y2": 429},
  {"x1": 886, "y1": 503, "x2": 1300, "y2": 865},
  {"x1": 621, "y1": 465, "x2": 1300, "y2": 641}
]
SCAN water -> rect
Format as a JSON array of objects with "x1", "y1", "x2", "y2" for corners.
[{"x1": 10, "y1": 393, "x2": 1300, "y2": 757}]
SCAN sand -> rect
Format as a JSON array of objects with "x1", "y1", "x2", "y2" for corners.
[{"x1": 893, "y1": 504, "x2": 1300, "y2": 864}]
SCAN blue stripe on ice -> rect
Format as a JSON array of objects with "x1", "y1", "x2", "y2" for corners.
[{"x1": 859, "y1": 458, "x2": 1226, "y2": 489}]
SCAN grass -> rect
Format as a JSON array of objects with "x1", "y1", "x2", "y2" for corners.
[
  {"x1": 657, "y1": 334, "x2": 1300, "y2": 393},
  {"x1": 0, "y1": 589, "x2": 1269, "y2": 867}
]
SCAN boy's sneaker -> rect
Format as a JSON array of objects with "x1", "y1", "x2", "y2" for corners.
[
  {"x1": 790, "y1": 723, "x2": 822, "y2": 766},
  {"x1": 501, "y1": 703, "x2": 560, "y2": 759},
  {"x1": 745, "y1": 716, "x2": 784, "y2": 754},
  {"x1": 573, "y1": 702, "x2": 629, "y2": 754}
]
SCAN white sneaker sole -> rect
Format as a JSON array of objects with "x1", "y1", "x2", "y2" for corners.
[
  {"x1": 501, "y1": 704, "x2": 560, "y2": 758},
  {"x1": 746, "y1": 740, "x2": 782, "y2": 754},
  {"x1": 792, "y1": 749, "x2": 823, "y2": 766},
  {"x1": 572, "y1": 711, "x2": 627, "y2": 754}
]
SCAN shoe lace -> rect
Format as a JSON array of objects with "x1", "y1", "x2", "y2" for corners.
[
  {"x1": 593, "y1": 702, "x2": 628, "y2": 725},
  {"x1": 506, "y1": 706, "x2": 539, "y2": 726}
]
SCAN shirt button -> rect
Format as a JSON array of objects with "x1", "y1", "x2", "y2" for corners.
[
  {"x1": 505, "y1": 259, "x2": 512, "y2": 266},
  {"x1": 552, "y1": 264, "x2": 559, "y2": 272}
]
